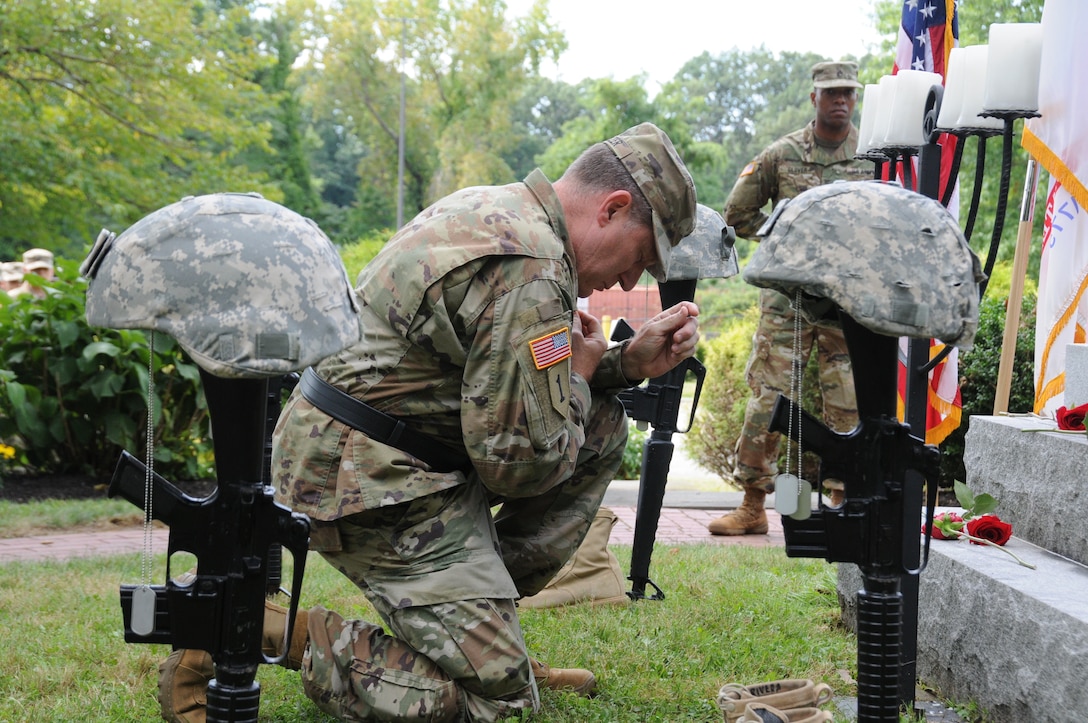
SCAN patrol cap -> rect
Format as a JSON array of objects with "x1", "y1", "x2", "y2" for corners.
[
  {"x1": 603, "y1": 122, "x2": 697, "y2": 282},
  {"x1": 82, "y1": 192, "x2": 362, "y2": 379},
  {"x1": 662, "y1": 204, "x2": 739, "y2": 282},
  {"x1": 744, "y1": 181, "x2": 983, "y2": 349},
  {"x1": 812, "y1": 61, "x2": 862, "y2": 89},
  {"x1": 23, "y1": 248, "x2": 54, "y2": 271},
  {"x1": 0, "y1": 261, "x2": 23, "y2": 283}
]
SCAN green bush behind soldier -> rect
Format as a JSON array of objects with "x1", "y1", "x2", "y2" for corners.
[
  {"x1": 160, "y1": 122, "x2": 703, "y2": 722},
  {"x1": 707, "y1": 60, "x2": 872, "y2": 536}
]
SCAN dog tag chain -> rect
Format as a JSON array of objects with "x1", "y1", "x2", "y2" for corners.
[
  {"x1": 774, "y1": 292, "x2": 812, "y2": 520},
  {"x1": 131, "y1": 332, "x2": 157, "y2": 636}
]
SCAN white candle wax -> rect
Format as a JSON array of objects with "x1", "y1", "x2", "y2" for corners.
[
  {"x1": 870, "y1": 75, "x2": 899, "y2": 152},
  {"x1": 883, "y1": 69, "x2": 943, "y2": 147},
  {"x1": 936, "y1": 47, "x2": 968, "y2": 130},
  {"x1": 983, "y1": 23, "x2": 1043, "y2": 114},
  {"x1": 856, "y1": 84, "x2": 881, "y2": 156},
  {"x1": 955, "y1": 45, "x2": 1004, "y2": 131}
]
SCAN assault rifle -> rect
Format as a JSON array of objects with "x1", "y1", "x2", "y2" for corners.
[
  {"x1": 109, "y1": 370, "x2": 310, "y2": 723},
  {"x1": 615, "y1": 205, "x2": 737, "y2": 601},
  {"x1": 614, "y1": 279, "x2": 706, "y2": 601},
  {"x1": 770, "y1": 313, "x2": 940, "y2": 722}
]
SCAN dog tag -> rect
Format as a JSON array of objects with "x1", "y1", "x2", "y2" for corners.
[
  {"x1": 131, "y1": 584, "x2": 156, "y2": 636},
  {"x1": 789, "y1": 477, "x2": 813, "y2": 520},
  {"x1": 774, "y1": 473, "x2": 801, "y2": 515}
]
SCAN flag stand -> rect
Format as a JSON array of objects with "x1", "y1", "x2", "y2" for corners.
[{"x1": 993, "y1": 159, "x2": 1040, "y2": 414}]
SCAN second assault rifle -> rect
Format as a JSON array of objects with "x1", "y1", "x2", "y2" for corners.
[
  {"x1": 770, "y1": 313, "x2": 941, "y2": 722},
  {"x1": 109, "y1": 370, "x2": 311, "y2": 723},
  {"x1": 614, "y1": 281, "x2": 705, "y2": 601},
  {"x1": 615, "y1": 204, "x2": 737, "y2": 601}
]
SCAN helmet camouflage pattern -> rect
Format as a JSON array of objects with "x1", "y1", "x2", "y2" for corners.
[
  {"x1": 82, "y1": 192, "x2": 361, "y2": 378},
  {"x1": 662, "y1": 204, "x2": 739, "y2": 282},
  {"x1": 744, "y1": 181, "x2": 983, "y2": 349}
]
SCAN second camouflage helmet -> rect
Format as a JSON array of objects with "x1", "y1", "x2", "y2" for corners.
[{"x1": 743, "y1": 180, "x2": 983, "y2": 349}]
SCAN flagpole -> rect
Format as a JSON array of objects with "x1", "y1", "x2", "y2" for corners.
[{"x1": 993, "y1": 158, "x2": 1040, "y2": 414}]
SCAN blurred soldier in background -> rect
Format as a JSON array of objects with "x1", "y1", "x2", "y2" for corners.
[
  {"x1": 0, "y1": 261, "x2": 23, "y2": 293},
  {"x1": 8, "y1": 248, "x2": 55, "y2": 299}
]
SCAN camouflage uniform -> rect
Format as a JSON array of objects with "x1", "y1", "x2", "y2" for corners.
[
  {"x1": 725, "y1": 120, "x2": 872, "y2": 492},
  {"x1": 272, "y1": 169, "x2": 632, "y2": 721}
]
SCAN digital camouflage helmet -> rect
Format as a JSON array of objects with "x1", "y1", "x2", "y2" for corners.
[
  {"x1": 662, "y1": 204, "x2": 739, "y2": 282},
  {"x1": 82, "y1": 192, "x2": 362, "y2": 378},
  {"x1": 743, "y1": 180, "x2": 983, "y2": 349}
]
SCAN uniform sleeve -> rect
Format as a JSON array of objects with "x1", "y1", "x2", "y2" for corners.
[
  {"x1": 460, "y1": 278, "x2": 590, "y2": 498},
  {"x1": 724, "y1": 149, "x2": 779, "y2": 240}
]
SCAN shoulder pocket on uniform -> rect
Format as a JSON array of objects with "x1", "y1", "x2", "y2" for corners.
[{"x1": 511, "y1": 315, "x2": 573, "y2": 448}]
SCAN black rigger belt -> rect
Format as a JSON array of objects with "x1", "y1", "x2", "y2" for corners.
[{"x1": 298, "y1": 367, "x2": 469, "y2": 473}]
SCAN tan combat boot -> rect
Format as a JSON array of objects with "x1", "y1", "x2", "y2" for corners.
[
  {"x1": 518, "y1": 507, "x2": 629, "y2": 609},
  {"x1": 717, "y1": 678, "x2": 834, "y2": 722},
  {"x1": 158, "y1": 602, "x2": 309, "y2": 723},
  {"x1": 158, "y1": 649, "x2": 213, "y2": 723},
  {"x1": 707, "y1": 489, "x2": 768, "y2": 536},
  {"x1": 530, "y1": 658, "x2": 598, "y2": 697},
  {"x1": 261, "y1": 600, "x2": 310, "y2": 670}
]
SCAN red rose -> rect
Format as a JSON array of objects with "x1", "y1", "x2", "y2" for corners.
[
  {"x1": 965, "y1": 515, "x2": 1013, "y2": 546},
  {"x1": 1056, "y1": 402, "x2": 1088, "y2": 430},
  {"x1": 923, "y1": 511, "x2": 963, "y2": 540}
]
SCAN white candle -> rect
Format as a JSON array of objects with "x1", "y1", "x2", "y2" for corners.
[
  {"x1": 954, "y1": 45, "x2": 1004, "y2": 131},
  {"x1": 869, "y1": 75, "x2": 899, "y2": 152},
  {"x1": 883, "y1": 69, "x2": 943, "y2": 147},
  {"x1": 856, "y1": 83, "x2": 881, "y2": 156},
  {"x1": 983, "y1": 23, "x2": 1043, "y2": 114},
  {"x1": 936, "y1": 47, "x2": 968, "y2": 131}
]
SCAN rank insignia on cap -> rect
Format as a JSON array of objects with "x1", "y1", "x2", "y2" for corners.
[{"x1": 529, "y1": 327, "x2": 572, "y2": 370}]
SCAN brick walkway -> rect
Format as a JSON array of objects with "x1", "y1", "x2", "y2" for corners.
[{"x1": 0, "y1": 506, "x2": 784, "y2": 564}]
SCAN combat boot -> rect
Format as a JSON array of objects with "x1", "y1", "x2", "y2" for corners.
[
  {"x1": 737, "y1": 702, "x2": 833, "y2": 722},
  {"x1": 262, "y1": 600, "x2": 310, "y2": 670},
  {"x1": 707, "y1": 489, "x2": 768, "y2": 536},
  {"x1": 717, "y1": 678, "x2": 833, "y2": 722},
  {"x1": 519, "y1": 507, "x2": 628, "y2": 609},
  {"x1": 530, "y1": 658, "x2": 598, "y2": 697},
  {"x1": 158, "y1": 602, "x2": 309, "y2": 723},
  {"x1": 158, "y1": 649, "x2": 213, "y2": 723}
]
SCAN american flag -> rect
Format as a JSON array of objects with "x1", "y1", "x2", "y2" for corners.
[
  {"x1": 892, "y1": 0, "x2": 963, "y2": 446},
  {"x1": 894, "y1": 0, "x2": 958, "y2": 77},
  {"x1": 529, "y1": 328, "x2": 572, "y2": 370}
]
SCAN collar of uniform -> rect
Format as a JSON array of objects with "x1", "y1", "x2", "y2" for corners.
[{"x1": 523, "y1": 169, "x2": 569, "y2": 245}]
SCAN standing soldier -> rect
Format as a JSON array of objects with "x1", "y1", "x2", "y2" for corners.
[{"x1": 707, "y1": 60, "x2": 872, "y2": 536}]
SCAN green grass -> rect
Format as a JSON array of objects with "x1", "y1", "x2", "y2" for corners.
[
  {"x1": 0, "y1": 497, "x2": 143, "y2": 538},
  {"x1": 0, "y1": 545, "x2": 856, "y2": 722}
]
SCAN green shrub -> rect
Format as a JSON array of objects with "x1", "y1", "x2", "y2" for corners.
[
  {"x1": 617, "y1": 424, "x2": 648, "y2": 480},
  {"x1": 0, "y1": 261, "x2": 213, "y2": 480},
  {"x1": 338, "y1": 227, "x2": 394, "y2": 281},
  {"x1": 686, "y1": 307, "x2": 760, "y2": 485},
  {"x1": 938, "y1": 293, "x2": 1036, "y2": 484}
]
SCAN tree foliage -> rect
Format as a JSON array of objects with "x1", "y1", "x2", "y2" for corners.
[{"x1": 0, "y1": 0, "x2": 279, "y2": 258}]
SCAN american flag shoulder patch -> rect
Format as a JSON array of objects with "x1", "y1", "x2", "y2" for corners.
[{"x1": 529, "y1": 327, "x2": 572, "y2": 370}]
